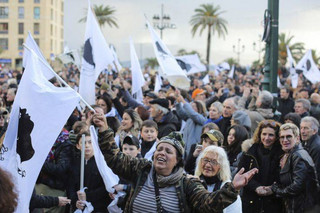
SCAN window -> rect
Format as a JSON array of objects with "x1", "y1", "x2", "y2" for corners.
[
  {"x1": 34, "y1": 23, "x2": 39, "y2": 34},
  {"x1": 0, "y1": 23, "x2": 8, "y2": 34},
  {"x1": 50, "y1": 9, "x2": 53, "y2": 20},
  {"x1": 34, "y1": 0, "x2": 40, "y2": 3},
  {"x1": 61, "y1": 28, "x2": 63, "y2": 39},
  {"x1": 18, "y1": 38, "x2": 24, "y2": 50},
  {"x1": 19, "y1": 0, "x2": 24, "y2": 2},
  {"x1": 35, "y1": 38, "x2": 39, "y2": 46},
  {"x1": 50, "y1": 24, "x2": 53, "y2": 36},
  {"x1": 61, "y1": 15, "x2": 63, "y2": 25},
  {"x1": 18, "y1": 7, "x2": 24, "y2": 19},
  {"x1": 0, "y1": 7, "x2": 9, "y2": 19},
  {"x1": 50, "y1": 39, "x2": 53, "y2": 51},
  {"x1": 18, "y1": 23, "x2": 23, "y2": 34},
  {"x1": 0, "y1": 38, "x2": 8, "y2": 50},
  {"x1": 0, "y1": 0, "x2": 9, "y2": 3},
  {"x1": 34, "y1": 7, "x2": 40, "y2": 19}
]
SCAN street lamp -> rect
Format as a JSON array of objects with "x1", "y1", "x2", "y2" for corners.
[
  {"x1": 233, "y1": 39, "x2": 245, "y2": 64},
  {"x1": 253, "y1": 34, "x2": 262, "y2": 62},
  {"x1": 152, "y1": 4, "x2": 176, "y2": 39}
]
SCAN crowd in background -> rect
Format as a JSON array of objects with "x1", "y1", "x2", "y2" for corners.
[{"x1": 0, "y1": 62, "x2": 320, "y2": 213}]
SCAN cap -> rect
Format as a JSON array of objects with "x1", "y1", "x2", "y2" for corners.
[
  {"x1": 201, "y1": 129, "x2": 224, "y2": 145},
  {"x1": 145, "y1": 92, "x2": 158, "y2": 99},
  {"x1": 192, "y1": 88, "x2": 205, "y2": 99},
  {"x1": 157, "y1": 132, "x2": 185, "y2": 156},
  {"x1": 100, "y1": 83, "x2": 109, "y2": 91},
  {"x1": 123, "y1": 135, "x2": 140, "y2": 148},
  {"x1": 149, "y1": 98, "x2": 169, "y2": 109}
]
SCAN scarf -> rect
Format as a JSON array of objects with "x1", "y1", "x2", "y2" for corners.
[{"x1": 153, "y1": 166, "x2": 184, "y2": 188}]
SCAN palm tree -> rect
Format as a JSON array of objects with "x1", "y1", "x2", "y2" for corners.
[
  {"x1": 190, "y1": 4, "x2": 228, "y2": 68},
  {"x1": 79, "y1": 5, "x2": 118, "y2": 28},
  {"x1": 145, "y1": 58, "x2": 159, "y2": 69},
  {"x1": 278, "y1": 33, "x2": 304, "y2": 66}
]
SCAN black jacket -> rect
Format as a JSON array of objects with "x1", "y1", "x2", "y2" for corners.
[
  {"x1": 277, "y1": 97, "x2": 295, "y2": 123},
  {"x1": 302, "y1": 134, "x2": 320, "y2": 203},
  {"x1": 238, "y1": 143, "x2": 283, "y2": 213},
  {"x1": 156, "y1": 111, "x2": 180, "y2": 139},
  {"x1": 217, "y1": 116, "x2": 231, "y2": 146},
  {"x1": 29, "y1": 188, "x2": 59, "y2": 211},
  {"x1": 68, "y1": 154, "x2": 111, "y2": 212},
  {"x1": 37, "y1": 141, "x2": 73, "y2": 191},
  {"x1": 272, "y1": 144, "x2": 318, "y2": 213}
]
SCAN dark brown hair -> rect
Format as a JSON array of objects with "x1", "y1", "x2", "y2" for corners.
[{"x1": 0, "y1": 167, "x2": 18, "y2": 212}]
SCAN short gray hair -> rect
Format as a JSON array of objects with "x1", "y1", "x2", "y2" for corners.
[
  {"x1": 154, "y1": 104, "x2": 169, "y2": 115},
  {"x1": 295, "y1": 99, "x2": 311, "y2": 111},
  {"x1": 258, "y1": 91, "x2": 273, "y2": 108},
  {"x1": 301, "y1": 116, "x2": 319, "y2": 131},
  {"x1": 210, "y1": 102, "x2": 223, "y2": 114}
]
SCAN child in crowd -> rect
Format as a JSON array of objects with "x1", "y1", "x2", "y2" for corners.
[{"x1": 139, "y1": 120, "x2": 159, "y2": 161}]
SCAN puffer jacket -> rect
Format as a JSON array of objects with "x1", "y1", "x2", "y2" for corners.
[
  {"x1": 272, "y1": 144, "x2": 318, "y2": 213},
  {"x1": 98, "y1": 129, "x2": 238, "y2": 213}
]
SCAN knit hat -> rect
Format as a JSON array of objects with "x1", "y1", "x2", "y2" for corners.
[
  {"x1": 192, "y1": 88, "x2": 205, "y2": 99},
  {"x1": 232, "y1": 110, "x2": 252, "y2": 128},
  {"x1": 157, "y1": 132, "x2": 185, "y2": 156},
  {"x1": 201, "y1": 129, "x2": 224, "y2": 146},
  {"x1": 123, "y1": 135, "x2": 140, "y2": 149},
  {"x1": 149, "y1": 98, "x2": 169, "y2": 109}
]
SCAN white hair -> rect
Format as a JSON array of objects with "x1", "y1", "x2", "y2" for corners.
[{"x1": 194, "y1": 145, "x2": 231, "y2": 182}]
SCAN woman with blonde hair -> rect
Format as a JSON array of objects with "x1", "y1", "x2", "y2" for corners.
[
  {"x1": 195, "y1": 145, "x2": 242, "y2": 213},
  {"x1": 115, "y1": 109, "x2": 142, "y2": 148}
]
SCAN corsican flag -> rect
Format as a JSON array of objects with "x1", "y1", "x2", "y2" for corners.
[
  {"x1": 228, "y1": 65, "x2": 235, "y2": 79},
  {"x1": 130, "y1": 37, "x2": 145, "y2": 103},
  {"x1": 79, "y1": 0, "x2": 114, "y2": 105},
  {"x1": 110, "y1": 45, "x2": 123, "y2": 72},
  {"x1": 0, "y1": 49, "x2": 80, "y2": 212},
  {"x1": 146, "y1": 20, "x2": 190, "y2": 89},
  {"x1": 57, "y1": 49, "x2": 82, "y2": 69},
  {"x1": 286, "y1": 46, "x2": 298, "y2": 88},
  {"x1": 154, "y1": 74, "x2": 163, "y2": 93},
  {"x1": 296, "y1": 49, "x2": 320, "y2": 84},
  {"x1": 90, "y1": 126, "x2": 119, "y2": 193},
  {"x1": 23, "y1": 32, "x2": 55, "y2": 80},
  {"x1": 175, "y1": 54, "x2": 206, "y2": 75}
]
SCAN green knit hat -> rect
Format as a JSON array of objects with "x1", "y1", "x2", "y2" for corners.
[{"x1": 157, "y1": 132, "x2": 185, "y2": 156}]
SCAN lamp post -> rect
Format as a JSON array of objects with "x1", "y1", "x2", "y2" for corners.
[
  {"x1": 233, "y1": 39, "x2": 245, "y2": 64},
  {"x1": 152, "y1": 4, "x2": 176, "y2": 39},
  {"x1": 253, "y1": 34, "x2": 262, "y2": 63}
]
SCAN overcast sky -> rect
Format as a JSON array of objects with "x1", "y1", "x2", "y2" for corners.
[{"x1": 65, "y1": 0, "x2": 320, "y2": 66}]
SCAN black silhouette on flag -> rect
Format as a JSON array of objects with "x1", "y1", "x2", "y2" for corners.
[
  {"x1": 297, "y1": 59, "x2": 311, "y2": 74},
  {"x1": 176, "y1": 59, "x2": 192, "y2": 72},
  {"x1": 83, "y1": 39, "x2": 95, "y2": 67},
  {"x1": 17, "y1": 108, "x2": 34, "y2": 166},
  {"x1": 155, "y1": 42, "x2": 168, "y2": 59}
]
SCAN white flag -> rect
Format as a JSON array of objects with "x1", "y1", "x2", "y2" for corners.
[
  {"x1": 202, "y1": 74, "x2": 210, "y2": 85},
  {"x1": 296, "y1": 49, "x2": 320, "y2": 84},
  {"x1": 175, "y1": 54, "x2": 206, "y2": 75},
  {"x1": 146, "y1": 20, "x2": 190, "y2": 89},
  {"x1": 154, "y1": 74, "x2": 163, "y2": 93},
  {"x1": 57, "y1": 49, "x2": 82, "y2": 69},
  {"x1": 110, "y1": 45, "x2": 123, "y2": 72},
  {"x1": 130, "y1": 38, "x2": 145, "y2": 103},
  {"x1": 277, "y1": 75, "x2": 282, "y2": 88},
  {"x1": 0, "y1": 50, "x2": 80, "y2": 212},
  {"x1": 90, "y1": 126, "x2": 119, "y2": 193},
  {"x1": 228, "y1": 65, "x2": 235, "y2": 79},
  {"x1": 23, "y1": 32, "x2": 55, "y2": 80},
  {"x1": 286, "y1": 46, "x2": 298, "y2": 88},
  {"x1": 79, "y1": 0, "x2": 114, "y2": 105}
]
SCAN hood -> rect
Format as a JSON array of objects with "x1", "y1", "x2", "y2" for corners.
[
  {"x1": 256, "y1": 108, "x2": 274, "y2": 119},
  {"x1": 241, "y1": 138, "x2": 254, "y2": 152}
]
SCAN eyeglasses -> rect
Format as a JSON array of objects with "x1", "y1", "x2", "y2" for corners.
[
  {"x1": 279, "y1": 135, "x2": 293, "y2": 141},
  {"x1": 201, "y1": 158, "x2": 219, "y2": 166}
]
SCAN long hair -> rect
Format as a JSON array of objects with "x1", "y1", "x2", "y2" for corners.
[
  {"x1": 252, "y1": 120, "x2": 281, "y2": 144},
  {"x1": 194, "y1": 146, "x2": 231, "y2": 182},
  {"x1": 226, "y1": 125, "x2": 249, "y2": 154},
  {"x1": 0, "y1": 167, "x2": 18, "y2": 212}
]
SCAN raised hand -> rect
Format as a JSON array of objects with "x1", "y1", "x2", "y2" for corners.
[{"x1": 232, "y1": 168, "x2": 258, "y2": 191}]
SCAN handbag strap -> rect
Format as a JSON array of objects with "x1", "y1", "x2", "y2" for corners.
[{"x1": 153, "y1": 171, "x2": 164, "y2": 213}]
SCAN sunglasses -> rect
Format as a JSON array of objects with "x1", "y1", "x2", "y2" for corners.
[
  {"x1": 201, "y1": 158, "x2": 219, "y2": 166},
  {"x1": 279, "y1": 135, "x2": 293, "y2": 141},
  {"x1": 261, "y1": 120, "x2": 278, "y2": 128}
]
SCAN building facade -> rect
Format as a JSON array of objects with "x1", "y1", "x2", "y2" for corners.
[{"x1": 0, "y1": 0, "x2": 64, "y2": 69}]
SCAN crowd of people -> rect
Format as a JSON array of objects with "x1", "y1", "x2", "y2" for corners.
[{"x1": 0, "y1": 63, "x2": 320, "y2": 213}]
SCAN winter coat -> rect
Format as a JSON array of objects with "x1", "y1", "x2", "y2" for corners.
[
  {"x1": 175, "y1": 102, "x2": 206, "y2": 157},
  {"x1": 272, "y1": 144, "x2": 318, "y2": 213},
  {"x1": 185, "y1": 143, "x2": 197, "y2": 175},
  {"x1": 98, "y1": 129, "x2": 238, "y2": 213},
  {"x1": 277, "y1": 97, "x2": 295, "y2": 123},
  {"x1": 29, "y1": 189, "x2": 59, "y2": 211},
  {"x1": 238, "y1": 142, "x2": 283, "y2": 213},
  {"x1": 156, "y1": 111, "x2": 180, "y2": 139},
  {"x1": 310, "y1": 103, "x2": 320, "y2": 120},
  {"x1": 68, "y1": 154, "x2": 111, "y2": 212}
]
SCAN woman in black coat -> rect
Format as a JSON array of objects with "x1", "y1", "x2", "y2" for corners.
[{"x1": 238, "y1": 120, "x2": 283, "y2": 213}]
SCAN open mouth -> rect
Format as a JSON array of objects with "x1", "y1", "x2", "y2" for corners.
[{"x1": 157, "y1": 157, "x2": 166, "y2": 163}]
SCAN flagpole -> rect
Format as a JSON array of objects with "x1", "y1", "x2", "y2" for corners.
[
  {"x1": 80, "y1": 134, "x2": 85, "y2": 190},
  {"x1": 23, "y1": 43, "x2": 95, "y2": 112}
]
